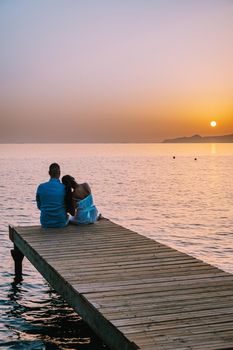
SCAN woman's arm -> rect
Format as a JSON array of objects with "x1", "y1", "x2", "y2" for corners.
[
  {"x1": 65, "y1": 193, "x2": 76, "y2": 216},
  {"x1": 68, "y1": 198, "x2": 76, "y2": 216},
  {"x1": 83, "y1": 182, "x2": 91, "y2": 194}
]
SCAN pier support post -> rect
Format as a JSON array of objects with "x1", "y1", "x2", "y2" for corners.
[{"x1": 11, "y1": 244, "x2": 24, "y2": 281}]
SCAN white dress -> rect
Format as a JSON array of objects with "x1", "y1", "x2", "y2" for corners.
[{"x1": 69, "y1": 194, "x2": 98, "y2": 224}]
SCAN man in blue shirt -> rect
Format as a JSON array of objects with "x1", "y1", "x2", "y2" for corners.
[{"x1": 36, "y1": 163, "x2": 68, "y2": 228}]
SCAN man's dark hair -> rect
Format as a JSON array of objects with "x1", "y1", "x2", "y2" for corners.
[{"x1": 49, "y1": 163, "x2": 60, "y2": 178}]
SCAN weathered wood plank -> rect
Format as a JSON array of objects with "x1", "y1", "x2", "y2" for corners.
[{"x1": 73, "y1": 275, "x2": 233, "y2": 294}]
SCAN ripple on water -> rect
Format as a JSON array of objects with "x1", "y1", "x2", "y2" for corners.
[{"x1": 0, "y1": 279, "x2": 108, "y2": 349}]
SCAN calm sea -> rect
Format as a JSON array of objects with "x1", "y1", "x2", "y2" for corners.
[{"x1": 1, "y1": 143, "x2": 233, "y2": 349}]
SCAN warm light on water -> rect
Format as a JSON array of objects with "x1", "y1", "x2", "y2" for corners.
[
  {"x1": 1, "y1": 142, "x2": 233, "y2": 157},
  {"x1": 1, "y1": 143, "x2": 233, "y2": 349}
]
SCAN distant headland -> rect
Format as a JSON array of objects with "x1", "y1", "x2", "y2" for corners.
[{"x1": 163, "y1": 133, "x2": 233, "y2": 143}]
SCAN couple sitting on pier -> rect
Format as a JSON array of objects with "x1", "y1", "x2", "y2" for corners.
[{"x1": 36, "y1": 163, "x2": 100, "y2": 228}]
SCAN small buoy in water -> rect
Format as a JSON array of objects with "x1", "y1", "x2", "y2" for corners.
[{"x1": 173, "y1": 156, "x2": 176, "y2": 159}]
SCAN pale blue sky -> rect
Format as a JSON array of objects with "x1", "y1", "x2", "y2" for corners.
[{"x1": 1, "y1": 0, "x2": 233, "y2": 142}]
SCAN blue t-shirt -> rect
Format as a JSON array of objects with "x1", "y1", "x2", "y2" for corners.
[{"x1": 36, "y1": 178, "x2": 68, "y2": 228}]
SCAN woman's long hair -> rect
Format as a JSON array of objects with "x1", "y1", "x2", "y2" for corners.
[{"x1": 62, "y1": 175, "x2": 76, "y2": 215}]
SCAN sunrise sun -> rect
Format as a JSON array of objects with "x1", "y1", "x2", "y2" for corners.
[{"x1": 210, "y1": 121, "x2": 217, "y2": 127}]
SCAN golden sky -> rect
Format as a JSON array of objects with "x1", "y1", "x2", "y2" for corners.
[{"x1": 1, "y1": 0, "x2": 233, "y2": 142}]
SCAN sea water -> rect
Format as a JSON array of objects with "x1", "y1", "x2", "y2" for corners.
[{"x1": 1, "y1": 143, "x2": 233, "y2": 349}]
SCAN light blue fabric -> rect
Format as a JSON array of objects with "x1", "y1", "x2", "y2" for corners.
[
  {"x1": 70, "y1": 194, "x2": 98, "y2": 224},
  {"x1": 36, "y1": 178, "x2": 68, "y2": 228}
]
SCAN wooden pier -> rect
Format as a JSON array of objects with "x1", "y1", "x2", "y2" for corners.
[{"x1": 9, "y1": 219, "x2": 233, "y2": 350}]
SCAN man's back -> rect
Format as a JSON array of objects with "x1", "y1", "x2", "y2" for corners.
[{"x1": 36, "y1": 178, "x2": 68, "y2": 228}]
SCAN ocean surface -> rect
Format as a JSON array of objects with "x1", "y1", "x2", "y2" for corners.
[{"x1": 1, "y1": 143, "x2": 233, "y2": 349}]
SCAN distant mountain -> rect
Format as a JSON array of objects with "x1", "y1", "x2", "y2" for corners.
[{"x1": 163, "y1": 133, "x2": 233, "y2": 143}]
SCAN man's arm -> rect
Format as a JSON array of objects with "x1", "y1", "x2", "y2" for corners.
[{"x1": 36, "y1": 187, "x2": 41, "y2": 209}]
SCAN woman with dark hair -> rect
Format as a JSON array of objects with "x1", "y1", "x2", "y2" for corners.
[{"x1": 62, "y1": 175, "x2": 99, "y2": 224}]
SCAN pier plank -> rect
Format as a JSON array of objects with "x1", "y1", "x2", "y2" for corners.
[{"x1": 9, "y1": 219, "x2": 233, "y2": 350}]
